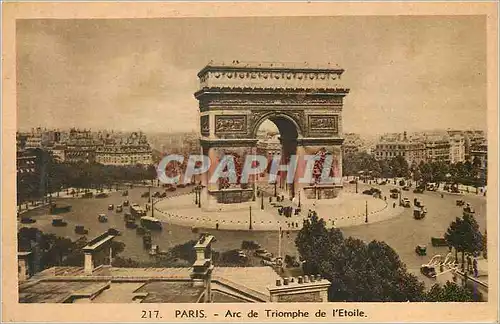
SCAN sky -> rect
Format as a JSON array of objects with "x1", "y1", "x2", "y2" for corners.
[{"x1": 17, "y1": 16, "x2": 487, "y2": 135}]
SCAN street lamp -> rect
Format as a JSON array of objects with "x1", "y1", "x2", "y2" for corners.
[
  {"x1": 261, "y1": 192, "x2": 264, "y2": 210},
  {"x1": 298, "y1": 190, "x2": 301, "y2": 208},
  {"x1": 249, "y1": 206, "x2": 253, "y2": 230},
  {"x1": 365, "y1": 201, "x2": 368, "y2": 223}
]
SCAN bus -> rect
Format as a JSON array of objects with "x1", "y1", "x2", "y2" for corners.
[
  {"x1": 140, "y1": 216, "x2": 163, "y2": 230},
  {"x1": 130, "y1": 204, "x2": 147, "y2": 218}
]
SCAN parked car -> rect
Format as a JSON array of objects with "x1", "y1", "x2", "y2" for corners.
[
  {"x1": 52, "y1": 217, "x2": 68, "y2": 227},
  {"x1": 95, "y1": 193, "x2": 109, "y2": 198},
  {"x1": 402, "y1": 186, "x2": 410, "y2": 191},
  {"x1": 401, "y1": 198, "x2": 411, "y2": 207},
  {"x1": 413, "y1": 188, "x2": 424, "y2": 194},
  {"x1": 389, "y1": 188, "x2": 400, "y2": 194},
  {"x1": 362, "y1": 188, "x2": 381, "y2": 196},
  {"x1": 75, "y1": 225, "x2": 88, "y2": 235},
  {"x1": 255, "y1": 248, "x2": 273, "y2": 259},
  {"x1": 431, "y1": 237, "x2": 448, "y2": 247},
  {"x1": 177, "y1": 184, "x2": 186, "y2": 188},
  {"x1": 20, "y1": 217, "x2": 36, "y2": 224},
  {"x1": 378, "y1": 181, "x2": 387, "y2": 185},
  {"x1": 348, "y1": 180, "x2": 357, "y2": 184},
  {"x1": 125, "y1": 220, "x2": 138, "y2": 229},
  {"x1": 98, "y1": 214, "x2": 108, "y2": 223},
  {"x1": 420, "y1": 265, "x2": 437, "y2": 278},
  {"x1": 390, "y1": 193, "x2": 399, "y2": 199},
  {"x1": 415, "y1": 244, "x2": 427, "y2": 256},
  {"x1": 108, "y1": 204, "x2": 114, "y2": 210},
  {"x1": 123, "y1": 200, "x2": 130, "y2": 207},
  {"x1": 116, "y1": 205, "x2": 123, "y2": 212},
  {"x1": 108, "y1": 228, "x2": 121, "y2": 236}
]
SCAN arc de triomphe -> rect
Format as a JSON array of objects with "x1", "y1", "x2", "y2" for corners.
[{"x1": 194, "y1": 61, "x2": 350, "y2": 207}]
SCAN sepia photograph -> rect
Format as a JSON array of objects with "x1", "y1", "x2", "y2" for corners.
[{"x1": 2, "y1": 2, "x2": 498, "y2": 323}]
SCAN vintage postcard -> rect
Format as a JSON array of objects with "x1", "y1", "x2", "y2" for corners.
[{"x1": 2, "y1": 2, "x2": 498, "y2": 323}]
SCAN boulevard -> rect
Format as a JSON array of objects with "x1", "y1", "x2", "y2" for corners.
[{"x1": 18, "y1": 180, "x2": 486, "y2": 286}]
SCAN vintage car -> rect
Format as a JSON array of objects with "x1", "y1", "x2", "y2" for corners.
[
  {"x1": 413, "y1": 206, "x2": 427, "y2": 220},
  {"x1": 116, "y1": 205, "x2": 123, "y2": 212},
  {"x1": 420, "y1": 265, "x2": 437, "y2": 278},
  {"x1": 402, "y1": 186, "x2": 410, "y2": 191},
  {"x1": 401, "y1": 198, "x2": 411, "y2": 208},
  {"x1": 108, "y1": 204, "x2": 114, "y2": 210},
  {"x1": 431, "y1": 237, "x2": 448, "y2": 247},
  {"x1": 20, "y1": 217, "x2": 36, "y2": 224},
  {"x1": 413, "y1": 188, "x2": 424, "y2": 194},
  {"x1": 463, "y1": 204, "x2": 475, "y2": 217},
  {"x1": 98, "y1": 214, "x2": 108, "y2": 223},
  {"x1": 389, "y1": 188, "x2": 400, "y2": 194},
  {"x1": 122, "y1": 190, "x2": 129, "y2": 197},
  {"x1": 415, "y1": 244, "x2": 427, "y2": 256},
  {"x1": 74, "y1": 225, "x2": 89, "y2": 235},
  {"x1": 95, "y1": 193, "x2": 109, "y2": 198},
  {"x1": 50, "y1": 203, "x2": 72, "y2": 214},
  {"x1": 107, "y1": 228, "x2": 121, "y2": 236},
  {"x1": 51, "y1": 217, "x2": 68, "y2": 227},
  {"x1": 123, "y1": 200, "x2": 130, "y2": 207},
  {"x1": 126, "y1": 219, "x2": 138, "y2": 229},
  {"x1": 390, "y1": 192, "x2": 399, "y2": 199},
  {"x1": 456, "y1": 200, "x2": 465, "y2": 206}
]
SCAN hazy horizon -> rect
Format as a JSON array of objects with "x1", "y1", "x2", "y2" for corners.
[{"x1": 17, "y1": 16, "x2": 487, "y2": 135}]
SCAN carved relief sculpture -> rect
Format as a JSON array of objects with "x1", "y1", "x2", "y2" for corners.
[
  {"x1": 200, "y1": 115, "x2": 210, "y2": 136},
  {"x1": 215, "y1": 115, "x2": 247, "y2": 134},
  {"x1": 308, "y1": 115, "x2": 339, "y2": 133}
]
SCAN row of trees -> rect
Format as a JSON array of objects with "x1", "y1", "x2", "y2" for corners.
[
  {"x1": 17, "y1": 148, "x2": 157, "y2": 203},
  {"x1": 445, "y1": 214, "x2": 484, "y2": 269},
  {"x1": 343, "y1": 152, "x2": 485, "y2": 186},
  {"x1": 295, "y1": 215, "x2": 482, "y2": 302},
  {"x1": 18, "y1": 227, "x2": 126, "y2": 272}
]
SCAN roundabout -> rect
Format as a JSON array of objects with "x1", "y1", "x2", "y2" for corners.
[{"x1": 153, "y1": 186, "x2": 405, "y2": 231}]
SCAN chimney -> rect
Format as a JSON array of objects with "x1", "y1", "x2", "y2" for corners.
[{"x1": 18, "y1": 251, "x2": 32, "y2": 282}]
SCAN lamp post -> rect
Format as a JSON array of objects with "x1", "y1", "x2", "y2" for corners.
[
  {"x1": 261, "y1": 193, "x2": 264, "y2": 210},
  {"x1": 273, "y1": 181, "x2": 277, "y2": 197},
  {"x1": 148, "y1": 186, "x2": 151, "y2": 203},
  {"x1": 198, "y1": 185, "x2": 202, "y2": 208},
  {"x1": 298, "y1": 190, "x2": 301, "y2": 208},
  {"x1": 249, "y1": 206, "x2": 253, "y2": 230},
  {"x1": 355, "y1": 180, "x2": 358, "y2": 194},
  {"x1": 365, "y1": 201, "x2": 368, "y2": 223}
]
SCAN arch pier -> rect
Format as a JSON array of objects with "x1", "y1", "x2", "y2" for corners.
[{"x1": 195, "y1": 62, "x2": 350, "y2": 208}]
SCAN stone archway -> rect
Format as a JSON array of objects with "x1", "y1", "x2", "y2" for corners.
[{"x1": 195, "y1": 61, "x2": 350, "y2": 207}]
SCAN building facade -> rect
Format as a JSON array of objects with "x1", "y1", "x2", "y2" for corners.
[
  {"x1": 374, "y1": 132, "x2": 426, "y2": 165},
  {"x1": 95, "y1": 132, "x2": 153, "y2": 166}
]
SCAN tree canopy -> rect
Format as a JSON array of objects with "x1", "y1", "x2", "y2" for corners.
[{"x1": 295, "y1": 215, "x2": 425, "y2": 301}]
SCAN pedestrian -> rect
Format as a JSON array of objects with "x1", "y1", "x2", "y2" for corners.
[
  {"x1": 215, "y1": 222, "x2": 219, "y2": 230},
  {"x1": 393, "y1": 202, "x2": 396, "y2": 208},
  {"x1": 269, "y1": 196, "x2": 272, "y2": 203}
]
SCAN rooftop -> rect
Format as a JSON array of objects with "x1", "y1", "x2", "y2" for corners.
[{"x1": 19, "y1": 266, "x2": 282, "y2": 303}]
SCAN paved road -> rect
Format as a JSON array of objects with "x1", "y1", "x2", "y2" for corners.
[{"x1": 19, "y1": 182, "x2": 486, "y2": 286}]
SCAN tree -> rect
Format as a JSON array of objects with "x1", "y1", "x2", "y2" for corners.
[
  {"x1": 445, "y1": 215, "x2": 483, "y2": 270},
  {"x1": 295, "y1": 215, "x2": 425, "y2": 302},
  {"x1": 482, "y1": 230, "x2": 487, "y2": 259},
  {"x1": 425, "y1": 281, "x2": 481, "y2": 302}
]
